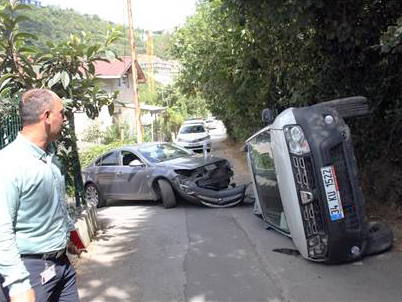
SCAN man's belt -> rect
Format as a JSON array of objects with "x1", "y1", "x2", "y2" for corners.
[{"x1": 21, "y1": 248, "x2": 66, "y2": 260}]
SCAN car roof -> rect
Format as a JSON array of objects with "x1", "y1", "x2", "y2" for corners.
[
  {"x1": 183, "y1": 119, "x2": 205, "y2": 124},
  {"x1": 179, "y1": 123, "x2": 206, "y2": 129},
  {"x1": 116, "y1": 142, "x2": 173, "y2": 151}
]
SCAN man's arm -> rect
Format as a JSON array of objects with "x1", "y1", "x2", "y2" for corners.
[
  {"x1": 9, "y1": 288, "x2": 35, "y2": 302},
  {"x1": 0, "y1": 170, "x2": 32, "y2": 298}
]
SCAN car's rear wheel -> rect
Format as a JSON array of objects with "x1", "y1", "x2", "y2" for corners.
[
  {"x1": 313, "y1": 96, "x2": 370, "y2": 118},
  {"x1": 85, "y1": 183, "x2": 106, "y2": 208},
  {"x1": 158, "y1": 179, "x2": 177, "y2": 208}
]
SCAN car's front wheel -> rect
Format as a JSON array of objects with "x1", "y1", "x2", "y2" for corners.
[
  {"x1": 158, "y1": 179, "x2": 177, "y2": 208},
  {"x1": 364, "y1": 221, "x2": 393, "y2": 256},
  {"x1": 85, "y1": 183, "x2": 106, "y2": 208}
]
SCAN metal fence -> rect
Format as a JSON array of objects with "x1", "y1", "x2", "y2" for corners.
[{"x1": 0, "y1": 110, "x2": 21, "y2": 150}]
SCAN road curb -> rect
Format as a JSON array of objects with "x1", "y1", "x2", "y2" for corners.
[{"x1": 68, "y1": 203, "x2": 98, "y2": 267}]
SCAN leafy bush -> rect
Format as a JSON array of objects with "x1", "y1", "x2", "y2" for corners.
[
  {"x1": 102, "y1": 123, "x2": 132, "y2": 144},
  {"x1": 81, "y1": 120, "x2": 103, "y2": 143},
  {"x1": 81, "y1": 121, "x2": 134, "y2": 145}
]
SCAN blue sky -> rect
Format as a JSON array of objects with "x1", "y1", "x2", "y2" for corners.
[{"x1": 42, "y1": 0, "x2": 197, "y2": 31}]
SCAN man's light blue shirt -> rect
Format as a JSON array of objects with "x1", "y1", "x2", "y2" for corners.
[{"x1": 0, "y1": 133, "x2": 74, "y2": 296}]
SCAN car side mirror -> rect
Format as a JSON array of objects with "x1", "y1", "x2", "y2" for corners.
[
  {"x1": 262, "y1": 108, "x2": 274, "y2": 125},
  {"x1": 129, "y1": 159, "x2": 144, "y2": 167}
]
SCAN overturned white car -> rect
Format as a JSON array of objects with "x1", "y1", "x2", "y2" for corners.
[{"x1": 244, "y1": 96, "x2": 393, "y2": 263}]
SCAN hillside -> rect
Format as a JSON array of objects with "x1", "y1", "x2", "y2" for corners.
[{"x1": 17, "y1": 4, "x2": 172, "y2": 59}]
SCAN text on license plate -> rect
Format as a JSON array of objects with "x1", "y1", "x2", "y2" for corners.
[{"x1": 321, "y1": 166, "x2": 344, "y2": 221}]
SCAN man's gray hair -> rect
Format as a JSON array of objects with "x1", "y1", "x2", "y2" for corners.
[{"x1": 20, "y1": 89, "x2": 58, "y2": 126}]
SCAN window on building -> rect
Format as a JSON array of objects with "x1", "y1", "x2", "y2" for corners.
[{"x1": 118, "y1": 76, "x2": 129, "y2": 88}]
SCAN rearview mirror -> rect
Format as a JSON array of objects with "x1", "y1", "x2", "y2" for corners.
[{"x1": 262, "y1": 108, "x2": 274, "y2": 124}]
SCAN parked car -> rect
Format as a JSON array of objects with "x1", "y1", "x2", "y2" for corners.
[
  {"x1": 183, "y1": 118, "x2": 206, "y2": 126},
  {"x1": 244, "y1": 96, "x2": 393, "y2": 263},
  {"x1": 205, "y1": 117, "x2": 217, "y2": 130},
  {"x1": 175, "y1": 123, "x2": 211, "y2": 152},
  {"x1": 83, "y1": 142, "x2": 246, "y2": 209}
]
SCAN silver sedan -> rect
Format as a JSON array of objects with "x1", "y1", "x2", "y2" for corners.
[{"x1": 82, "y1": 142, "x2": 246, "y2": 208}]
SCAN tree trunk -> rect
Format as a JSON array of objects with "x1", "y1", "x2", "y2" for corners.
[{"x1": 66, "y1": 111, "x2": 85, "y2": 207}]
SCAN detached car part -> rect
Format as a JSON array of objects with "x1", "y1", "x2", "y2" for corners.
[{"x1": 244, "y1": 96, "x2": 393, "y2": 263}]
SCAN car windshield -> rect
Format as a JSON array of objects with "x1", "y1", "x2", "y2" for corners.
[
  {"x1": 179, "y1": 125, "x2": 206, "y2": 134},
  {"x1": 138, "y1": 144, "x2": 193, "y2": 163},
  {"x1": 248, "y1": 130, "x2": 289, "y2": 234}
]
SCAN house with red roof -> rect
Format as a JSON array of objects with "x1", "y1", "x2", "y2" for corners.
[{"x1": 75, "y1": 56, "x2": 157, "y2": 141}]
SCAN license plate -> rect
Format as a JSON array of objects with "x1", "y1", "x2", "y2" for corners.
[{"x1": 321, "y1": 166, "x2": 344, "y2": 221}]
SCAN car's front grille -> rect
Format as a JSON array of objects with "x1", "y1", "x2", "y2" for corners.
[
  {"x1": 302, "y1": 202, "x2": 324, "y2": 237},
  {"x1": 292, "y1": 156, "x2": 316, "y2": 190},
  {"x1": 329, "y1": 144, "x2": 360, "y2": 230},
  {"x1": 179, "y1": 137, "x2": 208, "y2": 143},
  {"x1": 291, "y1": 155, "x2": 324, "y2": 237}
]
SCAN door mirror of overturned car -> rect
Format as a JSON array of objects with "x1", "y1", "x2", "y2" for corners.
[
  {"x1": 262, "y1": 108, "x2": 274, "y2": 125},
  {"x1": 129, "y1": 159, "x2": 144, "y2": 167}
]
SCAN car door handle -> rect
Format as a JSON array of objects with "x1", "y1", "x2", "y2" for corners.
[{"x1": 117, "y1": 172, "x2": 124, "y2": 176}]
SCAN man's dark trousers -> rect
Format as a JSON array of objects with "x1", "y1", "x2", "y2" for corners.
[
  {"x1": 2, "y1": 255, "x2": 79, "y2": 302},
  {"x1": 0, "y1": 275, "x2": 9, "y2": 302}
]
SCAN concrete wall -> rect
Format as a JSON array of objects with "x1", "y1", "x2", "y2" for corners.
[{"x1": 68, "y1": 204, "x2": 99, "y2": 267}]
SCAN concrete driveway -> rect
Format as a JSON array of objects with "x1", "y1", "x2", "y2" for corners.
[{"x1": 76, "y1": 200, "x2": 402, "y2": 302}]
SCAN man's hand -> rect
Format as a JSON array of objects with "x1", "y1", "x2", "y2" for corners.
[
  {"x1": 67, "y1": 240, "x2": 87, "y2": 255},
  {"x1": 10, "y1": 288, "x2": 35, "y2": 302}
]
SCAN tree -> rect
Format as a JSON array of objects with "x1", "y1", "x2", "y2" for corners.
[
  {"x1": 0, "y1": 0, "x2": 123, "y2": 206},
  {"x1": 36, "y1": 28, "x2": 122, "y2": 205},
  {"x1": 171, "y1": 0, "x2": 402, "y2": 205},
  {"x1": 0, "y1": 1, "x2": 37, "y2": 94},
  {"x1": 171, "y1": 0, "x2": 314, "y2": 138}
]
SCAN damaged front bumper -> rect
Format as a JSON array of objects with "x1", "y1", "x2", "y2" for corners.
[
  {"x1": 174, "y1": 179, "x2": 246, "y2": 208},
  {"x1": 172, "y1": 158, "x2": 246, "y2": 207}
]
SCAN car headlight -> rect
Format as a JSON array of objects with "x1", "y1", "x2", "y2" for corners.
[{"x1": 284, "y1": 125, "x2": 310, "y2": 155}]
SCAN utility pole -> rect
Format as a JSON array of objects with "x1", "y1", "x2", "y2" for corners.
[
  {"x1": 146, "y1": 30, "x2": 155, "y2": 94},
  {"x1": 127, "y1": 0, "x2": 142, "y2": 143}
]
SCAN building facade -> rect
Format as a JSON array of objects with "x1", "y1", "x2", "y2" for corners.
[{"x1": 19, "y1": 0, "x2": 41, "y2": 7}]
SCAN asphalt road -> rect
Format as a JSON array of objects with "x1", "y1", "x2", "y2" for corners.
[{"x1": 76, "y1": 133, "x2": 402, "y2": 302}]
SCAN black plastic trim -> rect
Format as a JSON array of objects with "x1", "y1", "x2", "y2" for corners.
[{"x1": 292, "y1": 105, "x2": 368, "y2": 263}]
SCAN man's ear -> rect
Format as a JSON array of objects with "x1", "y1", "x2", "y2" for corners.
[{"x1": 43, "y1": 109, "x2": 51, "y2": 123}]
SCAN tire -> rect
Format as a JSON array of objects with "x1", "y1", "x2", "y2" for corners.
[
  {"x1": 85, "y1": 183, "x2": 106, "y2": 208},
  {"x1": 364, "y1": 221, "x2": 394, "y2": 256},
  {"x1": 158, "y1": 179, "x2": 177, "y2": 209},
  {"x1": 314, "y1": 96, "x2": 370, "y2": 118}
]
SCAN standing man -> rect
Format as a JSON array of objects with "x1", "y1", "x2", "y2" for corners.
[{"x1": 0, "y1": 89, "x2": 80, "y2": 302}]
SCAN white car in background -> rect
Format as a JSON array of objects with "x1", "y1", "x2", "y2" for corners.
[
  {"x1": 175, "y1": 123, "x2": 211, "y2": 152},
  {"x1": 183, "y1": 119, "x2": 206, "y2": 127}
]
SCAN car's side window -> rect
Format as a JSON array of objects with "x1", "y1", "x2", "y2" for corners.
[
  {"x1": 120, "y1": 151, "x2": 142, "y2": 166},
  {"x1": 100, "y1": 152, "x2": 118, "y2": 166}
]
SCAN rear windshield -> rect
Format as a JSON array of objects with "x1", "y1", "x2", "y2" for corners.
[{"x1": 179, "y1": 125, "x2": 206, "y2": 134}]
